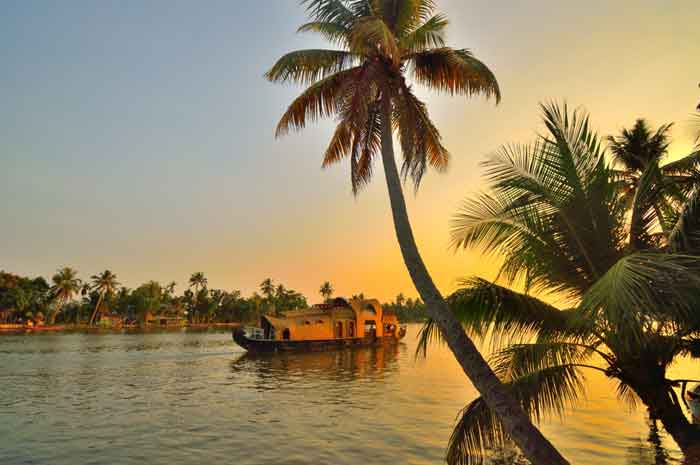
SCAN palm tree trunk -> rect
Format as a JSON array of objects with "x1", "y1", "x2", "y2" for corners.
[
  {"x1": 378, "y1": 97, "x2": 569, "y2": 465},
  {"x1": 635, "y1": 380, "x2": 700, "y2": 453},
  {"x1": 89, "y1": 292, "x2": 105, "y2": 326},
  {"x1": 48, "y1": 296, "x2": 63, "y2": 325}
]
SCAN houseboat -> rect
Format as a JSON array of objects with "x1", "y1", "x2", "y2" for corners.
[{"x1": 232, "y1": 298, "x2": 406, "y2": 353}]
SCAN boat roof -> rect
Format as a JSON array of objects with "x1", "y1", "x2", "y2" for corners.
[{"x1": 262, "y1": 298, "x2": 384, "y2": 329}]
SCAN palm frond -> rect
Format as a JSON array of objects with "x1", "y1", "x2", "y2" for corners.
[
  {"x1": 350, "y1": 100, "x2": 383, "y2": 193},
  {"x1": 275, "y1": 67, "x2": 360, "y2": 136},
  {"x1": 302, "y1": 0, "x2": 356, "y2": 27},
  {"x1": 446, "y1": 364, "x2": 584, "y2": 465},
  {"x1": 480, "y1": 140, "x2": 571, "y2": 210},
  {"x1": 450, "y1": 191, "x2": 579, "y2": 295},
  {"x1": 490, "y1": 342, "x2": 596, "y2": 381},
  {"x1": 408, "y1": 47, "x2": 500, "y2": 102},
  {"x1": 265, "y1": 49, "x2": 357, "y2": 85},
  {"x1": 580, "y1": 252, "x2": 700, "y2": 345},
  {"x1": 446, "y1": 396, "x2": 506, "y2": 465},
  {"x1": 450, "y1": 121, "x2": 623, "y2": 296},
  {"x1": 616, "y1": 380, "x2": 640, "y2": 410},
  {"x1": 348, "y1": 16, "x2": 400, "y2": 62},
  {"x1": 399, "y1": 13, "x2": 447, "y2": 52},
  {"x1": 539, "y1": 102, "x2": 605, "y2": 199},
  {"x1": 381, "y1": 0, "x2": 437, "y2": 37},
  {"x1": 668, "y1": 188, "x2": 700, "y2": 254},
  {"x1": 660, "y1": 151, "x2": 700, "y2": 177},
  {"x1": 450, "y1": 190, "x2": 544, "y2": 253},
  {"x1": 393, "y1": 83, "x2": 449, "y2": 189},
  {"x1": 297, "y1": 21, "x2": 350, "y2": 45},
  {"x1": 628, "y1": 161, "x2": 663, "y2": 250},
  {"x1": 347, "y1": 0, "x2": 373, "y2": 18},
  {"x1": 447, "y1": 278, "x2": 576, "y2": 345},
  {"x1": 415, "y1": 317, "x2": 441, "y2": 358},
  {"x1": 323, "y1": 120, "x2": 354, "y2": 167},
  {"x1": 496, "y1": 102, "x2": 622, "y2": 287}
]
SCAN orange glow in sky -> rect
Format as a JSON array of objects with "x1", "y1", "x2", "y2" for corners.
[{"x1": 2, "y1": 0, "x2": 699, "y2": 301}]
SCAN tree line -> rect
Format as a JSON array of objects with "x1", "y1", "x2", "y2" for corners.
[{"x1": 0, "y1": 271, "x2": 426, "y2": 326}]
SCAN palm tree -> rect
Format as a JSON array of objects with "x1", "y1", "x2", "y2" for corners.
[
  {"x1": 267, "y1": 2, "x2": 565, "y2": 464},
  {"x1": 189, "y1": 273, "x2": 207, "y2": 302},
  {"x1": 88, "y1": 270, "x2": 120, "y2": 326},
  {"x1": 163, "y1": 281, "x2": 177, "y2": 302},
  {"x1": 319, "y1": 281, "x2": 334, "y2": 301},
  {"x1": 189, "y1": 272, "x2": 207, "y2": 295},
  {"x1": 49, "y1": 267, "x2": 81, "y2": 324},
  {"x1": 427, "y1": 103, "x2": 700, "y2": 463},
  {"x1": 608, "y1": 119, "x2": 673, "y2": 173},
  {"x1": 259, "y1": 278, "x2": 274, "y2": 298},
  {"x1": 188, "y1": 273, "x2": 208, "y2": 323},
  {"x1": 258, "y1": 278, "x2": 275, "y2": 313},
  {"x1": 607, "y1": 119, "x2": 700, "y2": 238}
]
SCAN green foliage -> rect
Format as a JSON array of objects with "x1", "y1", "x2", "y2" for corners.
[
  {"x1": 427, "y1": 102, "x2": 700, "y2": 464},
  {"x1": 49, "y1": 267, "x2": 82, "y2": 324},
  {"x1": 452, "y1": 103, "x2": 624, "y2": 300},
  {"x1": 269, "y1": 0, "x2": 500, "y2": 192},
  {"x1": 384, "y1": 296, "x2": 427, "y2": 322},
  {"x1": 0, "y1": 271, "x2": 50, "y2": 323},
  {"x1": 447, "y1": 365, "x2": 584, "y2": 465}
]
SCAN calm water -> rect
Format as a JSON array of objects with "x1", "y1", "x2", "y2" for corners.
[{"x1": 0, "y1": 325, "x2": 693, "y2": 465}]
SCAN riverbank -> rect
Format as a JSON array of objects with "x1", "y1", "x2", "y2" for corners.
[{"x1": 0, "y1": 322, "x2": 242, "y2": 334}]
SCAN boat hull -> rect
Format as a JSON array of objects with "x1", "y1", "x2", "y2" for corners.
[{"x1": 232, "y1": 327, "x2": 405, "y2": 353}]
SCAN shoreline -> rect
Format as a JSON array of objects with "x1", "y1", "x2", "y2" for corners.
[{"x1": 0, "y1": 322, "x2": 242, "y2": 335}]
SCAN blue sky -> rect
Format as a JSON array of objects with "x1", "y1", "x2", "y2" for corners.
[{"x1": 2, "y1": 1, "x2": 700, "y2": 300}]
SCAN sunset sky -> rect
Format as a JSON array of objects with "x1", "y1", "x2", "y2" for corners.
[{"x1": 2, "y1": 0, "x2": 700, "y2": 302}]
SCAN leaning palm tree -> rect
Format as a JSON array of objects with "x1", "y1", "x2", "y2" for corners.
[
  {"x1": 424, "y1": 102, "x2": 700, "y2": 464},
  {"x1": 88, "y1": 270, "x2": 120, "y2": 326},
  {"x1": 319, "y1": 281, "x2": 334, "y2": 301},
  {"x1": 49, "y1": 267, "x2": 81, "y2": 324},
  {"x1": 607, "y1": 119, "x2": 700, "y2": 237},
  {"x1": 267, "y1": 2, "x2": 567, "y2": 464}
]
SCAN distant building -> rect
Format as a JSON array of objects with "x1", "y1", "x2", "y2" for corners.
[
  {"x1": 144, "y1": 311, "x2": 185, "y2": 327},
  {"x1": 98, "y1": 312, "x2": 123, "y2": 328}
]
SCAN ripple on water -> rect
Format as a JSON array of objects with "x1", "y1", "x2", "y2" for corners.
[{"x1": 0, "y1": 327, "x2": 690, "y2": 465}]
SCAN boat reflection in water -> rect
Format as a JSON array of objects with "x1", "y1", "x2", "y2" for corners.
[{"x1": 230, "y1": 341, "x2": 403, "y2": 388}]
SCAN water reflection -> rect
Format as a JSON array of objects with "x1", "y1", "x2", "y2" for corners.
[
  {"x1": 0, "y1": 327, "x2": 694, "y2": 465},
  {"x1": 230, "y1": 343, "x2": 401, "y2": 385}
]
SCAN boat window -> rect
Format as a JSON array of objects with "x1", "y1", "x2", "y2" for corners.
[
  {"x1": 282, "y1": 328, "x2": 290, "y2": 340},
  {"x1": 316, "y1": 320, "x2": 324, "y2": 324},
  {"x1": 304, "y1": 320, "x2": 311, "y2": 325},
  {"x1": 335, "y1": 321, "x2": 343, "y2": 339}
]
